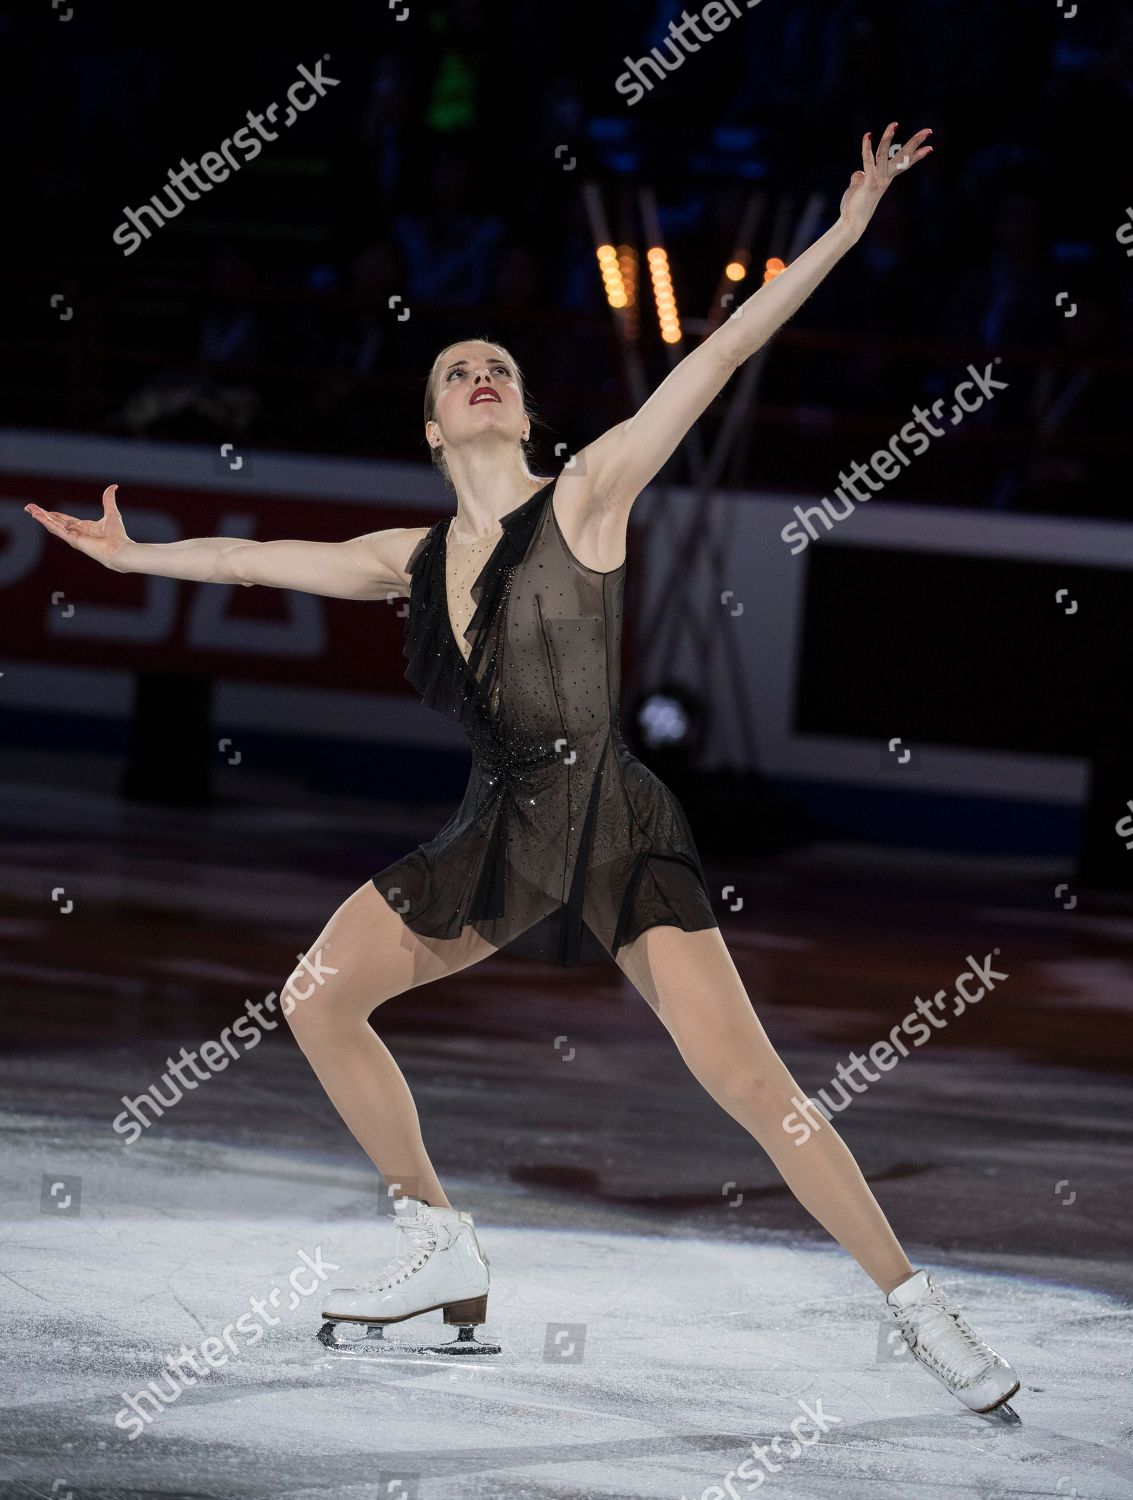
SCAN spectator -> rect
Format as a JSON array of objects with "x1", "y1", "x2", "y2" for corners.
[
  {"x1": 1017, "y1": 290, "x2": 1131, "y2": 519},
  {"x1": 198, "y1": 247, "x2": 263, "y2": 371},
  {"x1": 393, "y1": 150, "x2": 505, "y2": 306},
  {"x1": 312, "y1": 240, "x2": 405, "y2": 451},
  {"x1": 359, "y1": 54, "x2": 415, "y2": 202}
]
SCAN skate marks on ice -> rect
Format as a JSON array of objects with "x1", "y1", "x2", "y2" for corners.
[{"x1": 3, "y1": 1154, "x2": 1133, "y2": 1500}]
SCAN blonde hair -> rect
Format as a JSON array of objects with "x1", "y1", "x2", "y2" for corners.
[{"x1": 423, "y1": 337, "x2": 538, "y2": 489}]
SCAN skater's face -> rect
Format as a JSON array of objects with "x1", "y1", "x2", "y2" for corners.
[{"x1": 425, "y1": 341, "x2": 530, "y2": 464}]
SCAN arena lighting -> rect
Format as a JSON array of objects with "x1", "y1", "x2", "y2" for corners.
[
  {"x1": 617, "y1": 242, "x2": 640, "y2": 338},
  {"x1": 763, "y1": 255, "x2": 788, "y2": 283},
  {"x1": 616, "y1": 243, "x2": 638, "y2": 308},
  {"x1": 629, "y1": 682, "x2": 704, "y2": 762},
  {"x1": 596, "y1": 243, "x2": 629, "y2": 309},
  {"x1": 646, "y1": 245, "x2": 682, "y2": 345}
]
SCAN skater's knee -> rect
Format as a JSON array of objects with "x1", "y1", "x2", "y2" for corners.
[
  {"x1": 710, "y1": 1063, "x2": 787, "y2": 1121},
  {"x1": 278, "y1": 948, "x2": 353, "y2": 1036},
  {"x1": 279, "y1": 942, "x2": 406, "y2": 1039}
]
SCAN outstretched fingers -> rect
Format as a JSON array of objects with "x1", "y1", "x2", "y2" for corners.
[
  {"x1": 875, "y1": 121, "x2": 899, "y2": 165},
  {"x1": 862, "y1": 122, "x2": 896, "y2": 177},
  {"x1": 24, "y1": 503, "x2": 89, "y2": 544},
  {"x1": 887, "y1": 126, "x2": 933, "y2": 175},
  {"x1": 861, "y1": 123, "x2": 934, "y2": 185}
]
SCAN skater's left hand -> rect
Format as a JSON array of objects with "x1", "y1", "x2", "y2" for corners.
[{"x1": 838, "y1": 123, "x2": 933, "y2": 241}]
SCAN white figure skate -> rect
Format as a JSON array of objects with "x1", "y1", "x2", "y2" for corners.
[
  {"x1": 886, "y1": 1269, "x2": 1021, "y2": 1421},
  {"x1": 318, "y1": 1195, "x2": 500, "y2": 1356}
]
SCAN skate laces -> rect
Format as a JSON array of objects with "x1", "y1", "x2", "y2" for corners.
[
  {"x1": 364, "y1": 1209, "x2": 438, "y2": 1291},
  {"x1": 893, "y1": 1287, "x2": 996, "y2": 1387}
]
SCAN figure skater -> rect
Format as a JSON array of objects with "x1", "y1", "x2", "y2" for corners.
[{"x1": 26, "y1": 123, "x2": 1021, "y2": 1418}]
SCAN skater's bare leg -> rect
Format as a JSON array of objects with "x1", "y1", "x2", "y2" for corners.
[
  {"x1": 614, "y1": 924, "x2": 915, "y2": 1295},
  {"x1": 283, "y1": 881, "x2": 497, "y2": 1210}
]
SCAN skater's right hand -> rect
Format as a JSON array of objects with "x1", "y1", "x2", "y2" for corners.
[{"x1": 24, "y1": 484, "x2": 133, "y2": 572}]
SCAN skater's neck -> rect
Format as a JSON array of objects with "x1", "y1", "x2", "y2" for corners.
[{"x1": 445, "y1": 447, "x2": 549, "y2": 537}]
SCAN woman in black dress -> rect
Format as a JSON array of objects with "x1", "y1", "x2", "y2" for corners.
[{"x1": 27, "y1": 125, "x2": 1021, "y2": 1416}]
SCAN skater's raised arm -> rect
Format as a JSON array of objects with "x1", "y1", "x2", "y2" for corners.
[
  {"x1": 24, "y1": 485, "x2": 429, "y2": 600},
  {"x1": 573, "y1": 122, "x2": 933, "y2": 512}
]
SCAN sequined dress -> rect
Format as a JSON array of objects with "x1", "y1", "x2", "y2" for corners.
[{"x1": 370, "y1": 476, "x2": 718, "y2": 966}]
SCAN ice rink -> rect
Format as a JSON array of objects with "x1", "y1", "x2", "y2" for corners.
[
  {"x1": 3, "y1": 1124, "x2": 1132, "y2": 1499},
  {"x1": 2, "y1": 776, "x2": 1132, "y2": 1498}
]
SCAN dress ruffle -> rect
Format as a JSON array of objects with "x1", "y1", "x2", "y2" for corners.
[{"x1": 401, "y1": 482, "x2": 553, "y2": 736}]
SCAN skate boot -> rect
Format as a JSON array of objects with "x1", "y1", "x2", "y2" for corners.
[
  {"x1": 886, "y1": 1269, "x2": 1020, "y2": 1421},
  {"x1": 318, "y1": 1195, "x2": 500, "y2": 1356}
]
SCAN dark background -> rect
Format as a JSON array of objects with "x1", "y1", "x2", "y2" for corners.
[{"x1": 6, "y1": 0, "x2": 1131, "y2": 514}]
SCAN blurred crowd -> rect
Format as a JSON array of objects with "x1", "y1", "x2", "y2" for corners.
[{"x1": 9, "y1": 0, "x2": 1133, "y2": 515}]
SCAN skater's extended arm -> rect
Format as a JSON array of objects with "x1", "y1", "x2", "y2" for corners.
[
  {"x1": 24, "y1": 485, "x2": 428, "y2": 600},
  {"x1": 573, "y1": 123, "x2": 933, "y2": 512}
]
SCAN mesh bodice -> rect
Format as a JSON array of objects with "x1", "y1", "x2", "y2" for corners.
[{"x1": 371, "y1": 477, "x2": 717, "y2": 966}]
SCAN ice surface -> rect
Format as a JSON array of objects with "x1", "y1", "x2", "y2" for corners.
[
  {"x1": 4, "y1": 786, "x2": 1133, "y2": 1496},
  {"x1": 2, "y1": 1125, "x2": 1131, "y2": 1500}
]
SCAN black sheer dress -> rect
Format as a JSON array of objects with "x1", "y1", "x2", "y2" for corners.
[{"x1": 371, "y1": 476, "x2": 718, "y2": 966}]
